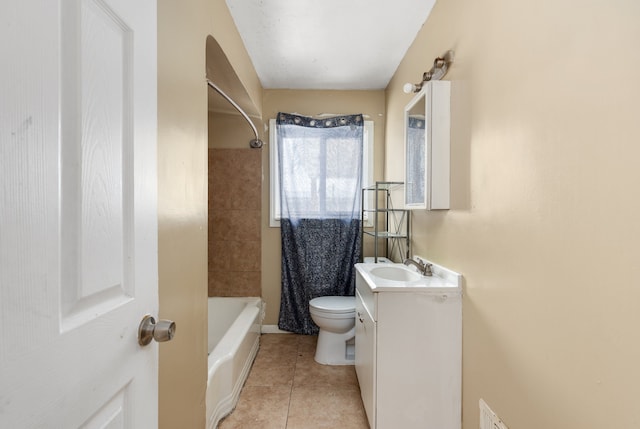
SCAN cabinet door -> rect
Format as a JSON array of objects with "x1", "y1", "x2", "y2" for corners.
[{"x1": 355, "y1": 292, "x2": 376, "y2": 429}]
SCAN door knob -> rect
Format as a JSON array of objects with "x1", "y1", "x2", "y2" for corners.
[{"x1": 138, "y1": 315, "x2": 176, "y2": 346}]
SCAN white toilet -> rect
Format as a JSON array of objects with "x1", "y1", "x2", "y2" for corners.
[{"x1": 309, "y1": 296, "x2": 356, "y2": 365}]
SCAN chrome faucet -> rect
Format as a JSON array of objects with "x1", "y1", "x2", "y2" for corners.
[{"x1": 403, "y1": 258, "x2": 433, "y2": 276}]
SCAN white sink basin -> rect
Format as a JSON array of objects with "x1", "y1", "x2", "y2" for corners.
[
  {"x1": 370, "y1": 265, "x2": 421, "y2": 282},
  {"x1": 356, "y1": 262, "x2": 462, "y2": 293}
]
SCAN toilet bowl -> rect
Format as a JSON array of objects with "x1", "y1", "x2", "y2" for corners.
[{"x1": 309, "y1": 296, "x2": 356, "y2": 365}]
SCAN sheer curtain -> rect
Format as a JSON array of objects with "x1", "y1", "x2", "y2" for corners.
[{"x1": 276, "y1": 112, "x2": 363, "y2": 334}]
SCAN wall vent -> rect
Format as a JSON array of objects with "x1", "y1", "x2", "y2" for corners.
[{"x1": 479, "y1": 399, "x2": 509, "y2": 429}]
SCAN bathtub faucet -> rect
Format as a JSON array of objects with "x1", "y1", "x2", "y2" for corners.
[{"x1": 403, "y1": 258, "x2": 433, "y2": 276}]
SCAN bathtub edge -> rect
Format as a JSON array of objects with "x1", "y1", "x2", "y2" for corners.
[{"x1": 207, "y1": 332, "x2": 259, "y2": 429}]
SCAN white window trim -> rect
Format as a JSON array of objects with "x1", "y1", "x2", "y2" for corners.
[{"x1": 269, "y1": 119, "x2": 374, "y2": 228}]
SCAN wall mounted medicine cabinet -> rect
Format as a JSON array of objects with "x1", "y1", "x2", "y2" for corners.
[{"x1": 404, "y1": 80, "x2": 451, "y2": 210}]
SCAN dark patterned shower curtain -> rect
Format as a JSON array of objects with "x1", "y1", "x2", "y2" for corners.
[{"x1": 276, "y1": 112, "x2": 363, "y2": 334}]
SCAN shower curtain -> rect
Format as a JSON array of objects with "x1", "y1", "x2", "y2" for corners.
[{"x1": 276, "y1": 112, "x2": 363, "y2": 335}]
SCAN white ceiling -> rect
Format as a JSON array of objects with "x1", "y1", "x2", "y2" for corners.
[{"x1": 225, "y1": 0, "x2": 436, "y2": 90}]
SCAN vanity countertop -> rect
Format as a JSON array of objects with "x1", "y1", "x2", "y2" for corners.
[{"x1": 355, "y1": 261, "x2": 461, "y2": 293}]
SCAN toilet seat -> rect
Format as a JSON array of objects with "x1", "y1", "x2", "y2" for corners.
[{"x1": 309, "y1": 296, "x2": 355, "y2": 316}]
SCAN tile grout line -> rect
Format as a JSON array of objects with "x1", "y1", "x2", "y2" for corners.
[{"x1": 283, "y1": 334, "x2": 301, "y2": 429}]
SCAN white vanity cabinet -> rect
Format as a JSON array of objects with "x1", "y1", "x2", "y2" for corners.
[{"x1": 354, "y1": 263, "x2": 462, "y2": 429}]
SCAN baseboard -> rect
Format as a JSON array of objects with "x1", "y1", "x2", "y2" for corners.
[{"x1": 261, "y1": 325, "x2": 293, "y2": 334}]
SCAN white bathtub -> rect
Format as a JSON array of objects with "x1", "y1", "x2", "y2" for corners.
[{"x1": 206, "y1": 297, "x2": 263, "y2": 429}]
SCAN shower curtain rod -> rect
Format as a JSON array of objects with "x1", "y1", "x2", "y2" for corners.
[{"x1": 206, "y1": 79, "x2": 263, "y2": 148}]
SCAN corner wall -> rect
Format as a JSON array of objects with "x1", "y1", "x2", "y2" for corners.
[
  {"x1": 157, "y1": 1, "x2": 209, "y2": 427},
  {"x1": 157, "y1": 0, "x2": 263, "y2": 427},
  {"x1": 386, "y1": 0, "x2": 640, "y2": 428}
]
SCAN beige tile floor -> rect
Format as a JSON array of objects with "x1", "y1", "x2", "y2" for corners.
[{"x1": 218, "y1": 334, "x2": 369, "y2": 429}]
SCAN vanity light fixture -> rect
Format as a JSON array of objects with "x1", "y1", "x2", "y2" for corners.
[{"x1": 403, "y1": 50, "x2": 455, "y2": 94}]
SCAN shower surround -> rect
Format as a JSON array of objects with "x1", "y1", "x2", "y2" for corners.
[{"x1": 208, "y1": 149, "x2": 262, "y2": 297}]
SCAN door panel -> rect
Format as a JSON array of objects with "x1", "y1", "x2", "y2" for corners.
[
  {"x1": 0, "y1": 0, "x2": 158, "y2": 427},
  {"x1": 60, "y1": 0, "x2": 135, "y2": 330},
  {"x1": 355, "y1": 290, "x2": 376, "y2": 429}
]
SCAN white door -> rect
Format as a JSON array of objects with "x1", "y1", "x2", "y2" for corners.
[{"x1": 0, "y1": 0, "x2": 159, "y2": 427}]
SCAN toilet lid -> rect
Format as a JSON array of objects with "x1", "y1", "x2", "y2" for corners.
[{"x1": 309, "y1": 296, "x2": 355, "y2": 314}]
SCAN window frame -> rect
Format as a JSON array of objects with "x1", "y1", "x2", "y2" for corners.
[{"x1": 269, "y1": 119, "x2": 374, "y2": 228}]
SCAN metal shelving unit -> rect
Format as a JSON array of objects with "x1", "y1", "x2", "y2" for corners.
[{"x1": 361, "y1": 181, "x2": 410, "y2": 262}]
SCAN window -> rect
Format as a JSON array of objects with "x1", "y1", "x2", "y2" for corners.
[{"x1": 270, "y1": 119, "x2": 374, "y2": 227}]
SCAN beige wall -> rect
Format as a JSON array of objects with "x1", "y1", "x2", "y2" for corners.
[
  {"x1": 157, "y1": 0, "x2": 263, "y2": 427},
  {"x1": 386, "y1": 1, "x2": 640, "y2": 428},
  {"x1": 261, "y1": 90, "x2": 386, "y2": 325},
  {"x1": 157, "y1": 1, "x2": 208, "y2": 427},
  {"x1": 208, "y1": 111, "x2": 260, "y2": 149}
]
